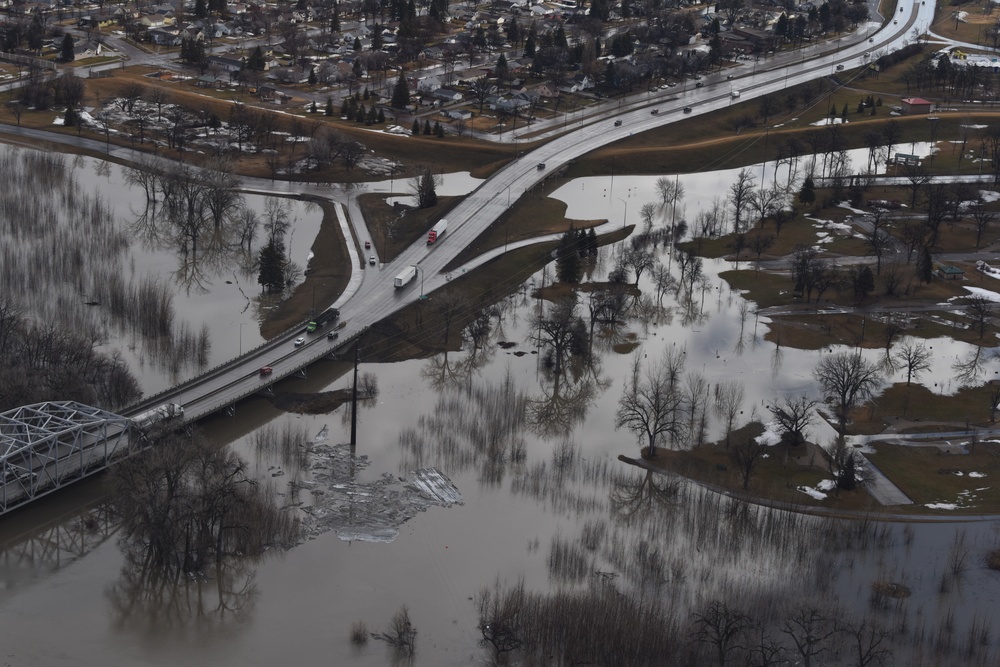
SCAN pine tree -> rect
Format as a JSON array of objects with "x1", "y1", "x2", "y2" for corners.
[
  {"x1": 799, "y1": 176, "x2": 815, "y2": 205},
  {"x1": 377, "y1": 108, "x2": 385, "y2": 123},
  {"x1": 308, "y1": 68, "x2": 317, "y2": 86},
  {"x1": 195, "y1": 0, "x2": 207, "y2": 19},
  {"x1": 355, "y1": 104, "x2": 365, "y2": 122},
  {"x1": 417, "y1": 171, "x2": 437, "y2": 208},
  {"x1": 391, "y1": 72, "x2": 410, "y2": 108},
  {"x1": 412, "y1": 119, "x2": 420, "y2": 135},
  {"x1": 916, "y1": 245, "x2": 934, "y2": 283},
  {"x1": 60, "y1": 34, "x2": 75, "y2": 62},
  {"x1": 246, "y1": 46, "x2": 266, "y2": 72},
  {"x1": 423, "y1": 119, "x2": 432, "y2": 134},
  {"x1": 258, "y1": 239, "x2": 286, "y2": 293},
  {"x1": 556, "y1": 228, "x2": 582, "y2": 283},
  {"x1": 310, "y1": 100, "x2": 317, "y2": 114},
  {"x1": 326, "y1": 97, "x2": 335, "y2": 116},
  {"x1": 330, "y1": 1, "x2": 341, "y2": 31},
  {"x1": 434, "y1": 121, "x2": 444, "y2": 137}
]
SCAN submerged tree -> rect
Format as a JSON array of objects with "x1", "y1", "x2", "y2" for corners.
[
  {"x1": 107, "y1": 432, "x2": 297, "y2": 576},
  {"x1": 615, "y1": 348, "x2": 687, "y2": 457}
]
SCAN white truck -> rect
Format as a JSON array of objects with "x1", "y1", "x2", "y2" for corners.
[
  {"x1": 427, "y1": 219, "x2": 447, "y2": 244},
  {"x1": 394, "y1": 265, "x2": 418, "y2": 288},
  {"x1": 731, "y1": 90, "x2": 741, "y2": 99},
  {"x1": 132, "y1": 403, "x2": 185, "y2": 430}
]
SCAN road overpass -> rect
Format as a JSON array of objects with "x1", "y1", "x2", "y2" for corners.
[{"x1": 0, "y1": 4, "x2": 937, "y2": 510}]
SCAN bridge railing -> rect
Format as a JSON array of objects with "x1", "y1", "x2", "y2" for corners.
[{"x1": 123, "y1": 314, "x2": 317, "y2": 417}]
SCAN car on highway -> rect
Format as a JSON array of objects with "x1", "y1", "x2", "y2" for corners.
[
  {"x1": 835, "y1": 64, "x2": 844, "y2": 71},
  {"x1": 327, "y1": 332, "x2": 339, "y2": 340},
  {"x1": 695, "y1": 82, "x2": 704, "y2": 88},
  {"x1": 726, "y1": 74, "x2": 735, "y2": 80},
  {"x1": 259, "y1": 366, "x2": 273, "y2": 376},
  {"x1": 306, "y1": 320, "x2": 318, "y2": 332},
  {"x1": 364, "y1": 240, "x2": 371, "y2": 249},
  {"x1": 614, "y1": 119, "x2": 622, "y2": 127},
  {"x1": 651, "y1": 109, "x2": 659, "y2": 115},
  {"x1": 369, "y1": 255, "x2": 376, "y2": 265},
  {"x1": 893, "y1": 19, "x2": 897, "y2": 24},
  {"x1": 683, "y1": 107, "x2": 692, "y2": 113},
  {"x1": 294, "y1": 336, "x2": 305, "y2": 347}
]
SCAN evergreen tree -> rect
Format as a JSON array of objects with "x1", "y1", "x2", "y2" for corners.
[
  {"x1": 854, "y1": 266, "x2": 875, "y2": 302},
  {"x1": 355, "y1": 104, "x2": 365, "y2": 122},
  {"x1": 326, "y1": 97, "x2": 335, "y2": 116},
  {"x1": 353, "y1": 36, "x2": 362, "y2": 51},
  {"x1": 417, "y1": 171, "x2": 437, "y2": 208},
  {"x1": 246, "y1": 46, "x2": 266, "y2": 71},
  {"x1": 195, "y1": 0, "x2": 207, "y2": 19},
  {"x1": 507, "y1": 20, "x2": 520, "y2": 46},
  {"x1": 308, "y1": 67, "x2": 317, "y2": 86},
  {"x1": 524, "y1": 29, "x2": 536, "y2": 57},
  {"x1": 363, "y1": 86, "x2": 370, "y2": 100},
  {"x1": 310, "y1": 100, "x2": 317, "y2": 113},
  {"x1": 556, "y1": 227, "x2": 582, "y2": 283},
  {"x1": 434, "y1": 121, "x2": 444, "y2": 137},
  {"x1": 377, "y1": 108, "x2": 385, "y2": 123},
  {"x1": 330, "y1": 1, "x2": 340, "y2": 32},
  {"x1": 587, "y1": 228, "x2": 598, "y2": 255},
  {"x1": 837, "y1": 453, "x2": 857, "y2": 490},
  {"x1": 799, "y1": 176, "x2": 815, "y2": 205},
  {"x1": 412, "y1": 119, "x2": 420, "y2": 135},
  {"x1": 366, "y1": 106, "x2": 378, "y2": 124},
  {"x1": 60, "y1": 34, "x2": 75, "y2": 62},
  {"x1": 423, "y1": 119, "x2": 432, "y2": 134},
  {"x1": 391, "y1": 72, "x2": 410, "y2": 108},
  {"x1": 495, "y1": 53, "x2": 509, "y2": 85},
  {"x1": 258, "y1": 240, "x2": 286, "y2": 293},
  {"x1": 916, "y1": 245, "x2": 934, "y2": 283}
]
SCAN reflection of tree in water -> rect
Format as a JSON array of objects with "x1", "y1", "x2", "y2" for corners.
[
  {"x1": 106, "y1": 554, "x2": 259, "y2": 632},
  {"x1": 399, "y1": 369, "x2": 528, "y2": 485},
  {"x1": 609, "y1": 468, "x2": 680, "y2": 519},
  {"x1": 251, "y1": 419, "x2": 310, "y2": 480},
  {"x1": 124, "y1": 158, "x2": 264, "y2": 295}
]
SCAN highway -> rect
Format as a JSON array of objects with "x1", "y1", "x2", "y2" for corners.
[{"x1": 3, "y1": 3, "x2": 936, "y2": 424}]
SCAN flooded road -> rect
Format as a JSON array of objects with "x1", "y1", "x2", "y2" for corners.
[{"x1": 2, "y1": 143, "x2": 999, "y2": 664}]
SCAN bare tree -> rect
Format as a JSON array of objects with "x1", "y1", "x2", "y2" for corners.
[
  {"x1": 690, "y1": 600, "x2": 750, "y2": 667},
  {"x1": 615, "y1": 348, "x2": 687, "y2": 457},
  {"x1": 780, "y1": 606, "x2": 842, "y2": 667},
  {"x1": 383, "y1": 605, "x2": 417, "y2": 655},
  {"x1": 714, "y1": 380, "x2": 745, "y2": 448},
  {"x1": 901, "y1": 162, "x2": 931, "y2": 208},
  {"x1": 767, "y1": 396, "x2": 817, "y2": 446},
  {"x1": 731, "y1": 434, "x2": 770, "y2": 490},
  {"x1": 968, "y1": 197, "x2": 997, "y2": 248},
  {"x1": 843, "y1": 617, "x2": 892, "y2": 667},
  {"x1": 469, "y1": 76, "x2": 497, "y2": 114},
  {"x1": 894, "y1": 340, "x2": 931, "y2": 385},
  {"x1": 477, "y1": 577, "x2": 526, "y2": 656},
  {"x1": 639, "y1": 202, "x2": 657, "y2": 231},
  {"x1": 728, "y1": 168, "x2": 756, "y2": 234},
  {"x1": 814, "y1": 352, "x2": 883, "y2": 432},
  {"x1": 964, "y1": 295, "x2": 992, "y2": 338}
]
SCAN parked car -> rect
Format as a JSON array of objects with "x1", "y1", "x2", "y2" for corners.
[
  {"x1": 614, "y1": 119, "x2": 622, "y2": 127},
  {"x1": 294, "y1": 336, "x2": 305, "y2": 347},
  {"x1": 259, "y1": 366, "x2": 273, "y2": 376},
  {"x1": 369, "y1": 256, "x2": 376, "y2": 265}
]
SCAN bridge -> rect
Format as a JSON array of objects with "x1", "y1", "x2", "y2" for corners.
[
  {"x1": 0, "y1": 3, "x2": 935, "y2": 514},
  {"x1": 0, "y1": 402, "x2": 134, "y2": 516}
]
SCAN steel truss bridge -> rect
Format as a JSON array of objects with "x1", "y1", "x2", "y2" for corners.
[{"x1": 0, "y1": 402, "x2": 134, "y2": 516}]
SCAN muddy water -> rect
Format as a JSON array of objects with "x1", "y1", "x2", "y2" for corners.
[{"x1": 2, "y1": 154, "x2": 1000, "y2": 663}]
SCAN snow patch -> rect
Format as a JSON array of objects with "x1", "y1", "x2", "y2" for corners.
[
  {"x1": 969, "y1": 471, "x2": 987, "y2": 478},
  {"x1": 755, "y1": 421, "x2": 784, "y2": 446},
  {"x1": 810, "y1": 117, "x2": 847, "y2": 126},
  {"x1": 797, "y1": 485, "x2": 828, "y2": 500},
  {"x1": 816, "y1": 479, "x2": 838, "y2": 492},
  {"x1": 962, "y1": 286, "x2": 1000, "y2": 302},
  {"x1": 925, "y1": 503, "x2": 958, "y2": 510}
]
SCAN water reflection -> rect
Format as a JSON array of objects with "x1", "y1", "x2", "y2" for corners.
[{"x1": 106, "y1": 557, "x2": 259, "y2": 632}]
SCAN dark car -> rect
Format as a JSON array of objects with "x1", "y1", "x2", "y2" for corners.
[
  {"x1": 259, "y1": 366, "x2": 273, "y2": 376},
  {"x1": 651, "y1": 109, "x2": 659, "y2": 115},
  {"x1": 683, "y1": 107, "x2": 692, "y2": 113},
  {"x1": 327, "y1": 332, "x2": 339, "y2": 340},
  {"x1": 614, "y1": 119, "x2": 622, "y2": 127}
]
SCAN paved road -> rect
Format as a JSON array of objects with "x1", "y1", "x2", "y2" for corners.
[{"x1": 0, "y1": 4, "x2": 937, "y2": 423}]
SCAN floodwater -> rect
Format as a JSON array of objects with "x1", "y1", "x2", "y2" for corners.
[{"x1": 2, "y1": 146, "x2": 1000, "y2": 664}]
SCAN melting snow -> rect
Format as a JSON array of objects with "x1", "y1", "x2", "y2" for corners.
[
  {"x1": 962, "y1": 286, "x2": 1000, "y2": 302},
  {"x1": 797, "y1": 486, "x2": 827, "y2": 500},
  {"x1": 755, "y1": 421, "x2": 783, "y2": 446},
  {"x1": 925, "y1": 503, "x2": 958, "y2": 509},
  {"x1": 816, "y1": 479, "x2": 838, "y2": 492},
  {"x1": 969, "y1": 472, "x2": 987, "y2": 478}
]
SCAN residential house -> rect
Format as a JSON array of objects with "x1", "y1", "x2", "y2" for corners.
[{"x1": 432, "y1": 88, "x2": 464, "y2": 102}]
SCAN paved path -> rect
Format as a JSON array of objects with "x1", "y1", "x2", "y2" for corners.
[{"x1": 859, "y1": 455, "x2": 913, "y2": 505}]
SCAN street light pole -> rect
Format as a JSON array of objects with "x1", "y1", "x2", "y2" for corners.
[
  {"x1": 419, "y1": 265, "x2": 425, "y2": 298},
  {"x1": 239, "y1": 322, "x2": 244, "y2": 356},
  {"x1": 617, "y1": 197, "x2": 628, "y2": 228}
]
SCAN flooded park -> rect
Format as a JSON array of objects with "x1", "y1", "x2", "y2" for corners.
[{"x1": 2, "y1": 141, "x2": 1000, "y2": 665}]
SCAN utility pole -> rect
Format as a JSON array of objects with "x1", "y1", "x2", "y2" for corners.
[{"x1": 350, "y1": 346, "x2": 359, "y2": 451}]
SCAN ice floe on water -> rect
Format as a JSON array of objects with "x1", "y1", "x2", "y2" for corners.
[{"x1": 291, "y1": 439, "x2": 462, "y2": 544}]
